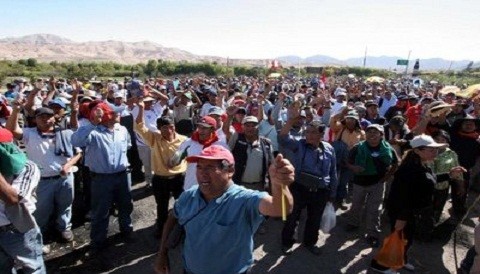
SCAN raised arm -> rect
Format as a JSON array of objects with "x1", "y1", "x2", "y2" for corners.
[
  {"x1": 259, "y1": 154, "x2": 294, "y2": 216},
  {"x1": 223, "y1": 105, "x2": 237, "y2": 142},
  {"x1": 42, "y1": 77, "x2": 57, "y2": 106},
  {"x1": 69, "y1": 80, "x2": 81, "y2": 129},
  {"x1": 5, "y1": 100, "x2": 24, "y2": 140}
]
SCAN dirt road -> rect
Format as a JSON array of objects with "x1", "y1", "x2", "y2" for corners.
[{"x1": 44, "y1": 182, "x2": 476, "y2": 274}]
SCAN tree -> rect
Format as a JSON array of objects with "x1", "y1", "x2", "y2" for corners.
[
  {"x1": 26, "y1": 58, "x2": 38, "y2": 67},
  {"x1": 144, "y1": 59, "x2": 158, "y2": 76}
]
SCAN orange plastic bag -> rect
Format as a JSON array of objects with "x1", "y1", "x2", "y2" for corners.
[{"x1": 374, "y1": 230, "x2": 406, "y2": 269}]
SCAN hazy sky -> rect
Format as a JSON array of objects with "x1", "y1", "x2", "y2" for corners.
[{"x1": 1, "y1": 0, "x2": 479, "y2": 61}]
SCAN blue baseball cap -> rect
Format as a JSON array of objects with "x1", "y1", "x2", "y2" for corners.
[{"x1": 48, "y1": 98, "x2": 66, "y2": 109}]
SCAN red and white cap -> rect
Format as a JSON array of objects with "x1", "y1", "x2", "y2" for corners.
[
  {"x1": 196, "y1": 116, "x2": 217, "y2": 128},
  {"x1": 186, "y1": 145, "x2": 234, "y2": 165}
]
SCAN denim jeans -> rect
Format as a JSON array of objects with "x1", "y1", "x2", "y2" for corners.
[
  {"x1": 33, "y1": 174, "x2": 74, "y2": 232},
  {"x1": 90, "y1": 171, "x2": 133, "y2": 250},
  {"x1": 0, "y1": 227, "x2": 46, "y2": 274}
]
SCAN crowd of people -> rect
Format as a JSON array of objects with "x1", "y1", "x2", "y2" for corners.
[{"x1": 0, "y1": 74, "x2": 479, "y2": 274}]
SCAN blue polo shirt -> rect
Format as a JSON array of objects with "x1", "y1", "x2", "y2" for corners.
[
  {"x1": 174, "y1": 183, "x2": 267, "y2": 274},
  {"x1": 71, "y1": 123, "x2": 131, "y2": 174}
]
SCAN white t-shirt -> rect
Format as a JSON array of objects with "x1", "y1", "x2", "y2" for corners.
[
  {"x1": 176, "y1": 138, "x2": 228, "y2": 190},
  {"x1": 0, "y1": 161, "x2": 40, "y2": 226},
  {"x1": 331, "y1": 101, "x2": 347, "y2": 116},
  {"x1": 132, "y1": 103, "x2": 162, "y2": 146},
  {"x1": 22, "y1": 128, "x2": 73, "y2": 177},
  {"x1": 258, "y1": 120, "x2": 278, "y2": 152},
  {"x1": 199, "y1": 102, "x2": 215, "y2": 117}
]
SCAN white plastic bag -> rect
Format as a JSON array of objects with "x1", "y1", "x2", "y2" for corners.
[{"x1": 320, "y1": 202, "x2": 336, "y2": 233}]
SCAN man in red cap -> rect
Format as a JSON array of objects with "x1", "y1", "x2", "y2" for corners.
[
  {"x1": 155, "y1": 145, "x2": 294, "y2": 274},
  {"x1": 71, "y1": 102, "x2": 134, "y2": 261},
  {"x1": 170, "y1": 116, "x2": 227, "y2": 190}
]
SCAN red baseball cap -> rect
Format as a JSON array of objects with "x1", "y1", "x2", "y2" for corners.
[
  {"x1": 0, "y1": 128, "x2": 13, "y2": 143},
  {"x1": 186, "y1": 145, "x2": 234, "y2": 165},
  {"x1": 196, "y1": 116, "x2": 217, "y2": 128}
]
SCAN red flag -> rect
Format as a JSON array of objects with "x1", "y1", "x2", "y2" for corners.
[{"x1": 321, "y1": 71, "x2": 327, "y2": 84}]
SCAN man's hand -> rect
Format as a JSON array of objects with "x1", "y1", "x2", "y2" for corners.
[
  {"x1": 450, "y1": 166, "x2": 467, "y2": 180},
  {"x1": 12, "y1": 98, "x2": 26, "y2": 112},
  {"x1": 60, "y1": 164, "x2": 71, "y2": 177},
  {"x1": 269, "y1": 154, "x2": 294, "y2": 187},
  {"x1": 226, "y1": 105, "x2": 238, "y2": 117},
  {"x1": 394, "y1": 220, "x2": 406, "y2": 231},
  {"x1": 154, "y1": 251, "x2": 170, "y2": 274}
]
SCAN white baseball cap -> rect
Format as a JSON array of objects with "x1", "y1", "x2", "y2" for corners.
[
  {"x1": 242, "y1": 116, "x2": 259, "y2": 124},
  {"x1": 410, "y1": 134, "x2": 447, "y2": 148}
]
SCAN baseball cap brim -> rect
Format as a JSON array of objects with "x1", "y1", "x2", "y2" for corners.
[
  {"x1": 186, "y1": 154, "x2": 225, "y2": 163},
  {"x1": 196, "y1": 122, "x2": 214, "y2": 128}
]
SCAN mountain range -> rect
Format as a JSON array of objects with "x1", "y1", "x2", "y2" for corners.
[{"x1": 0, "y1": 34, "x2": 476, "y2": 71}]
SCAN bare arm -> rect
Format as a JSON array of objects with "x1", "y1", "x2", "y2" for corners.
[
  {"x1": 154, "y1": 211, "x2": 178, "y2": 274},
  {"x1": 257, "y1": 95, "x2": 265, "y2": 122},
  {"x1": 135, "y1": 99, "x2": 145, "y2": 125},
  {"x1": 42, "y1": 78, "x2": 57, "y2": 106},
  {"x1": 189, "y1": 89, "x2": 202, "y2": 109},
  {"x1": 60, "y1": 152, "x2": 83, "y2": 177},
  {"x1": 148, "y1": 86, "x2": 169, "y2": 101},
  {"x1": 70, "y1": 84, "x2": 80, "y2": 129},
  {"x1": 223, "y1": 105, "x2": 237, "y2": 142},
  {"x1": 24, "y1": 89, "x2": 40, "y2": 116},
  {"x1": 411, "y1": 116, "x2": 430, "y2": 136},
  {"x1": 5, "y1": 102, "x2": 24, "y2": 140},
  {"x1": 0, "y1": 172, "x2": 19, "y2": 205}
]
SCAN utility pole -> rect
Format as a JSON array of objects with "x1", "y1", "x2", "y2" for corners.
[
  {"x1": 363, "y1": 46, "x2": 367, "y2": 68},
  {"x1": 448, "y1": 61, "x2": 454, "y2": 72},
  {"x1": 404, "y1": 50, "x2": 412, "y2": 76},
  {"x1": 298, "y1": 58, "x2": 301, "y2": 76}
]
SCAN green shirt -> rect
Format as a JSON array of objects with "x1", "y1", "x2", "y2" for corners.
[
  {"x1": 0, "y1": 142, "x2": 27, "y2": 178},
  {"x1": 432, "y1": 148, "x2": 462, "y2": 189}
]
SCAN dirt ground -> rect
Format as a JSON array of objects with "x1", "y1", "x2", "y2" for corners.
[{"x1": 44, "y1": 181, "x2": 477, "y2": 274}]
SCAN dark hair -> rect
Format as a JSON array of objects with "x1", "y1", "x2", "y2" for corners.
[
  {"x1": 220, "y1": 159, "x2": 233, "y2": 170},
  {"x1": 400, "y1": 149, "x2": 422, "y2": 166},
  {"x1": 267, "y1": 108, "x2": 273, "y2": 117},
  {"x1": 307, "y1": 121, "x2": 326, "y2": 133},
  {"x1": 431, "y1": 129, "x2": 450, "y2": 144},
  {"x1": 157, "y1": 116, "x2": 174, "y2": 128}
]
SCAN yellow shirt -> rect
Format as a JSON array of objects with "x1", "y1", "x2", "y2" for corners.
[
  {"x1": 330, "y1": 116, "x2": 365, "y2": 150},
  {"x1": 134, "y1": 122, "x2": 188, "y2": 176}
]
